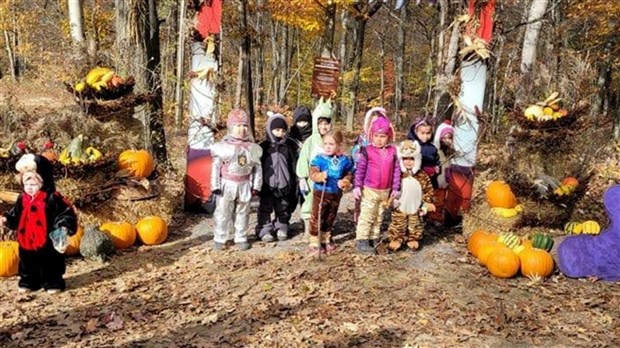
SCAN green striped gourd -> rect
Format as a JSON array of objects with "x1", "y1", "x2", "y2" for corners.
[
  {"x1": 531, "y1": 233, "x2": 554, "y2": 252},
  {"x1": 564, "y1": 221, "x2": 582, "y2": 235},
  {"x1": 498, "y1": 232, "x2": 521, "y2": 249}
]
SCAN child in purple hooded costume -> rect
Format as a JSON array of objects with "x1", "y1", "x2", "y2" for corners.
[
  {"x1": 353, "y1": 116, "x2": 401, "y2": 255},
  {"x1": 557, "y1": 184, "x2": 620, "y2": 281}
]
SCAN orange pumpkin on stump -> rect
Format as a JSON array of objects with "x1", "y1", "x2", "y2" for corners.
[
  {"x1": 486, "y1": 181, "x2": 518, "y2": 209},
  {"x1": 117, "y1": 149, "x2": 155, "y2": 178}
]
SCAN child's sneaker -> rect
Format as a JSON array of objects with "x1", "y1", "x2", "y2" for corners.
[
  {"x1": 308, "y1": 245, "x2": 324, "y2": 257},
  {"x1": 213, "y1": 241, "x2": 225, "y2": 251},
  {"x1": 261, "y1": 234, "x2": 275, "y2": 242},
  {"x1": 277, "y1": 230, "x2": 288, "y2": 241},
  {"x1": 323, "y1": 243, "x2": 337, "y2": 254},
  {"x1": 46, "y1": 289, "x2": 62, "y2": 295},
  {"x1": 237, "y1": 242, "x2": 251, "y2": 251},
  {"x1": 18, "y1": 287, "x2": 31, "y2": 293},
  {"x1": 355, "y1": 240, "x2": 376, "y2": 255}
]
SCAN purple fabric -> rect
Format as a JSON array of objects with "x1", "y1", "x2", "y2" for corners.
[
  {"x1": 557, "y1": 184, "x2": 620, "y2": 281},
  {"x1": 187, "y1": 148, "x2": 211, "y2": 162},
  {"x1": 353, "y1": 145, "x2": 400, "y2": 193}
]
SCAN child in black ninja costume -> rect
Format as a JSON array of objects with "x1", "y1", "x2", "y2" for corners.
[
  {"x1": 0, "y1": 154, "x2": 78, "y2": 294},
  {"x1": 256, "y1": 112, "x2": 299, "y2": 242}
]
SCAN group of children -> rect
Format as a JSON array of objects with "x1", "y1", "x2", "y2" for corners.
[{"x1": 209, "y1": 100, "x2": 460, "y2": 255}]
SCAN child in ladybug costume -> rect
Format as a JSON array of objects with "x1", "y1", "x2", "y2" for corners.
[{"x1": 0, "y1": 154, "x2": 78, "y2": 294}]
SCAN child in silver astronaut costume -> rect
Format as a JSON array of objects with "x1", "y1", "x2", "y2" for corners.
[{"x1": 210, "y1": 109, "x2": 263, "y2": 250}]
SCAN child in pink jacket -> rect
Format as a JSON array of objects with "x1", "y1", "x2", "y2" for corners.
[{"x1": 353, "y1": 117, "x2": 401, "y2": 255}]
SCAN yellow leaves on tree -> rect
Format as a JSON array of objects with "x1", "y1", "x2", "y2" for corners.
[
  {"x1": 566, "y1": 1, "x2": 620, "y2": 60},
  {"x1": 267, "y1": 0, "x2": 354, "y2": 33}
]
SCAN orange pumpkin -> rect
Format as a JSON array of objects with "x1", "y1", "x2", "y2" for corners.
[
  {"x1": 486, "y1": 246, "x2": 520, "y2": 278},
  {"x1": 486, "y1": 181, "x2": 517, "y2": 209},
  {"x1": 117, "y1": 149, "x2": 155, "y2": 178},
  {"x1": 561, "y1": 177, "x2": 579, "y2": 188},
  {"x1": 65, "y1": 225, "x2": 84, "y2": 256},
  {"x1": 100, "y1": 222, "x2": 136, "y2": 249},
  {"x1": 0, "y1": 241, "x2": 19, "y2": 277},
  {"x1": 478, "y1": 241, "x2": 503, "y2": 266},
  {"x1": 136, "y1": 216, "x2": 168, "y2": 245},
  {"x1": 521, "y1": 239, "x2": 533, "y2": 249},
  {"x1": 41, "y1": 149, "x2": 58, "y2": 162},
  {"x1": 519, "y1": 248, "x2": 554, "y2": 278},
  {"x1": 468, "y1": 230, "x2": 498, "y2": 258}
]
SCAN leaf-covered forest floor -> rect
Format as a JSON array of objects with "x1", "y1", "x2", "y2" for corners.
[{"x1": 1, "y1": 82, "x2": 619, "y2": 347}]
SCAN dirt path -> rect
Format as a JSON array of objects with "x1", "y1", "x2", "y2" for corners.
[{"x1": 1, "y1": 192, "x2": 618, "y2": 347}]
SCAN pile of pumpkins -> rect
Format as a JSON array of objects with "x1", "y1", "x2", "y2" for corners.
[
  {"x1": 66, "y1": 215, "x2": 169, "y2": 256},
  {"x1": 0, "y1": 216, "x2": 169, "y2": 278},
  {"x1": 523, "y1": 91, "x2": 569, "y2": 122},
  {"x1": 467, "y1": 230, "x2": 555, "y2": 279},
  {"x1": 486, "y1": 181, "x2": 523, "y2": 218}
]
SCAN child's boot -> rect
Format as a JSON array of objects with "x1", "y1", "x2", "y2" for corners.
[
  {"x1": 303, "y1": 219, "x2": 311, "y2": 242},
  {"x1": 406, "y1": 240, "x2": 420, "y2": 251},
  {"x1": 276, "y1": 224, "x2": 288, "y2": 241},
  {"x1": 355, "y1": 239, "x2": 376, "y2": 255},
  {"x1": 321, "y1": 232, "x2": 337, "y2": 254},
  {"x1": 308, "y1": 235, "x2": 324, "y2": 256},
  {"x1": 388, "y1": 239, "x2": 402, "y2": 251}
]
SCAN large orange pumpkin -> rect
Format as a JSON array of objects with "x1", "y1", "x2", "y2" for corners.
[
  {"x1": 136, "y1": 216, "x2": 168, "y2": 245},
  {"x1": 486, "y1": 181, "x2": 517, "y2": 209},
  {"x1": 100, "y1": 222, "x2": 137, "y2": 249},
  {"x1": 467, "y1": 230, "x2": 498, "y2": 258},
  {"x1": 65, "y1": 225, "x2": 84, "y2": 256},
  {"x1": 478, "y1": 241, "x2": 503, "y2": 266},
  {"x1": 519, "y1": 248, "x2": 554, "y2": 278},
  {"x1": 486, "y1": 246, "x2": 520, "y2": 278},
  {"x1": 117, "y1": 149, "x2": 155, "y2": 178},
  {"x1": 0, "y1": 241, "x2": 19, "y2": 277}
]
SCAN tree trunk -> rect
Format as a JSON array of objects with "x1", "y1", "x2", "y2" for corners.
[
  {"x1": 591, "y1": 58, "x2": 611, "y2": 122},
  {"x1": 343, "y1": 1, "x2": 383, "y2": 131},
  {"x1": 375, "y1": 31, "x2": 385, "y2": 105},
  {"x1": 68, "y1": 0, "x2": 85, "y2": 44},
  {"x1": 4, "y1": 31, "x2": 17, "y2": 81},
  {"x1": 520, "y1": 0, "x2": 548, "y2": 75},
  {"x1": 114, "y1": 0, "x2": 169, "y2": 165},
  {"x1": 255, "y1": 0, "x2": 265, "y2": 107},
  {"x1": 241, "y1": 0, "x2": 255, "y2": 137},
  {"x1": 394, "y1": 5, "x2": 406, "y2": 127},
  {"x1": 278, "y1": 25, "x2": 290, "y2": 105},
  {"x1": 320, "y1": 2, "x2": 337, "y2": 56},
  {"x1": 268, "y1": 21, "x2": 280, "y2": 104},
  {"x1": 234, "y1": 44, "x2": 244, "y2": 109},
  {"x1": 174, "y1": 0, "x2": 187, "y2": 128}
]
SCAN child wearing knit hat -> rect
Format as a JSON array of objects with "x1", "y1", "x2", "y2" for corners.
[
  {"x1": 210, "y1": 109, "x2": 263, "y2": 251},
  {"x1": 255, "y1": 112, "x2": 299, "y2": 242}
]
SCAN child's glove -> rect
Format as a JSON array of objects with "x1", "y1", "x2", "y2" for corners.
[
  {"x1": 353, "y1": 187, "x2": 362, "y2": 200},
  {"x1": 299, "y1": 179, "x2": 309, "y2": 195}
]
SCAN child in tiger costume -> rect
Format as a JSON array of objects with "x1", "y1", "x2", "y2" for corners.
[{"x1": 387, "y1": 140, "x2": 436, "y2": 251}]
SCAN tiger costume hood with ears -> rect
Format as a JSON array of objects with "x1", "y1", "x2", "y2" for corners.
[{"x1": 397, "y1": 140, "x2": 422, "y2": 174}]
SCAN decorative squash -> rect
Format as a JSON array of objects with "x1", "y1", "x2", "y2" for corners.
[
  {"x1": 467, "y1": 230, "x2": 498, "y2": 258},
  {"x1": 486, "y1": 181, "x2": 517, "y2": 209},
  {"x1": 562, "y1": 177, "x2": 579, "y2": 188},
  {"x1": 478, "y1": 241, "x2": 503, "y2": 266},
  {"x1": 564, "y1": 222, "x2": 582, "y2": 235},
  {"x1": 117, "y1": 149, "x2": 155, "y2": 178},
  {"x1": 580, "y1": 220, "x2": 601, "y2": 235},
  {"x1": 65, "y1": 225, "x2": 84, "y2": 256},
  {"x1": 519, "y1": 248, "x2": 554, "y2": 278},
  {"x1": 135, "y1": 216, "x2": 168, "y2": 245},
  {"x1": 41, "y1": 149, "x2": 58, "y2": 162},
  {"x1": 100, "y1": 222, "x2": 136, "y2": 249},
  {"x1": 531, "y1": 233, "x2": 554, "y2": 251},
  {"x1": 486, "y1": 246, "x2": 521, "y2": 278},
  {"x1": 0, "y1": 241, "x2": 19, "y2": 277},
  {"x1": 498, "y1": 232, "x2": 521, "y2": 249}
]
